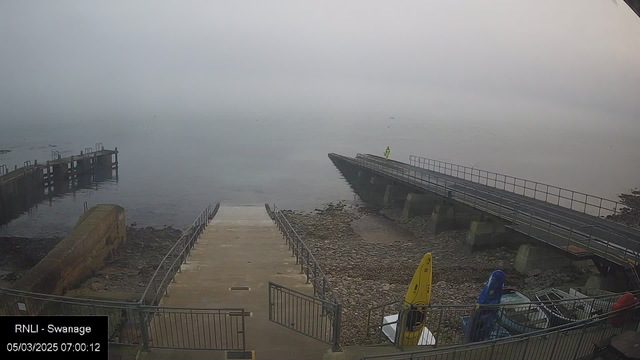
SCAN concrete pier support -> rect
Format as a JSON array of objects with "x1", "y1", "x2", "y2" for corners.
[
  {"x1": 369, "y1": 176, "x2": 391, "y2": 187},
  {"x1": 53, "y1": 163, "x2": 69, "y2": 180},
  {"x1": 401, "y1": 193, "x2": 441, "y2": 219},
  {"x1": 76, "y1": 158, "x2": 91, "y2": 174},
  {"x1": 96, "y1": 154, "x2": 113, "y2": 170},
  {"x1": 514, "y1": 244, "x2": 572, "y2": 275},
  {"x1": 465, "y1": 221, "x2": 506, "y2": 251},
  {"x1": 357, "y1": 171, "x2": 371, "y2": 185},
  {"x1": 584, "y1": 274, "x2": 627, "y2": 293},
  {"x1": 383, "y1": 185, "x2": 409, "y2": 207},
  {"x1": 365, "y1": 176, "x2": 391, "y2": 204},
  {"x1": 426, "y1": 205, "x2": 455, "y2": 233}
]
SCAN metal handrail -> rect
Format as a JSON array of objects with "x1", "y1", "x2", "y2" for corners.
[
  {"x1": 365, "y1": 288, "x2": 632, "y2": 348},
  {"x1": 361, "y1": 300, "x2": 640, "y2": 359},
  {"x1": 348, "y1": 154, "x2": 640, "y2": 268},
  {"x1": 409, "y1": 155, "x2": 622, "y2": 219},
  {"x1": 140, "y1": 203, "x2": 217, "y2": 305},
  {"x1": 272, "y1": 205, "x2": 339, "y2": 305}
]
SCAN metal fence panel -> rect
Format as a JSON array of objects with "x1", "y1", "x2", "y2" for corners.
[
  {"x1": 0, "y1": 287, "x2": 143, "y2": 346},
  {"x1": 360, "y1": 303, "x2": 640, "y2": 360},
  {"x1": 143, "y1": 306, "x2": 246, "y2": 350},
  {"x1": 365, "y1": 289, "x2": 637, "y2": 348},
  {"x1": 269, "y1": 281, "x2": 341, "y2": 351}
]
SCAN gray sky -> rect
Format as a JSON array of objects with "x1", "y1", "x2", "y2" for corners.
[{"x1": 1, "y1": 1, "x2": 639, "y2": 128}]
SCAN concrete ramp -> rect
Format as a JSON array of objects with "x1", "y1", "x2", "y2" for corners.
[{"x1": 157, "y1": 204, "x2": 329, "y2": 360}]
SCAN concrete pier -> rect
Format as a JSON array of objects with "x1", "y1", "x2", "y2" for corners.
[
  {"x1": 383, "y1": 185, "x2": 409, "y2": 207},
  {"x1": 155, "y1": 205, "x2": 328, "y2": 360},
  {"x1": 513, "y1": 244, "x2": 572, "y2": 275},
  {"x1": 0, "y1": 148, "x2": 118, "y2": 226},
  {"x1": 426, "y1": 205, "x2": 455, "y2": 233},
  {"x1": 401, "y1": 193, "x2": 441, "y2": 219},
  {"x1": 12, "y1": 204, "x2": 126, "y2": 296},
  {"x1": 465, "y1": 220, "x2": 507, "y2": 251}
]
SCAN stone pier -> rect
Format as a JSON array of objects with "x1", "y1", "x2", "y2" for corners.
[
  {"x1": 465, "y1": 220, "x2": 507, "y2": 251},
  {"x1": 401, "y1": 193, "x2": 441, "y2": 219},
  {"x1": 383, "y1": 185, "x2": 409, "y2": 207},
  {"x1": 513, "y1": 244, "x2": 572, "y2": 275}
]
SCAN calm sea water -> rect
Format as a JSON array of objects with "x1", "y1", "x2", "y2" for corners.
[{"x1": 1, "y1": 113, "x2": 639, "y2": 238}]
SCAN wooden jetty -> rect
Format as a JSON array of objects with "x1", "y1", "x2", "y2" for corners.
[{"x1": 0, "y1": 146, "x2": 119, "y2": 226}]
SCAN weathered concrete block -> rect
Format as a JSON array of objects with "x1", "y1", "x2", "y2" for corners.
[
  {"x1": 453, "y1": 211, "x2": 483, "y2": 229},
  {"x1": 13, "y1": 204, "x2": 127, "y2": 299},
  {"x1": 465, "y1": 221, "x2": 507, "y2": 251},
  {"x1": 584, "y1": 274, "x2": 627, "y2": 293},
  {"x1": 357, "y1": 171, "x2": 371, "y2": 184},
  {"x1": 514, "y1": 245, "x2": 571, "y2": 275},
  {"x1": 370, "y1": 176, "x2": 391, "y2": 187},
  {"x1": 383, "y1": 185, "x2": 409, "y2": 206},
  {"x1": 53, "y1": 163, "x2": 69, "y2": 179},
  {"x1": 402, "y1": 193, "x2": 441, "y2": 219},
  {"x1": 426, "y1": 205, "x2": 455, "y2": 234},
  {"x1": 96, "y1": 154, "x2": 112, "y2": 169}
]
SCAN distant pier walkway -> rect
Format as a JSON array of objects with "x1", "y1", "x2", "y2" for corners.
[{"x1": 329, "y1": 153, "x2": 640, "y2": 272}]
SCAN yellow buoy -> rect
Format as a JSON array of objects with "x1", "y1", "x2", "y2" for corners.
[{"x1": 400, "y1": 252, "x2": 432, "y2": 346}]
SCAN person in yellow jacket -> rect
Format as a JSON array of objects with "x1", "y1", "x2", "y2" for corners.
[{"x1": 384, "y1": 146, "x2": 390, "y2": 160}]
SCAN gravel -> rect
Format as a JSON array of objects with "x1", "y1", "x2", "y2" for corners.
[{"x1": 283, "y1": 201, "x2": 589, "y2": 346}]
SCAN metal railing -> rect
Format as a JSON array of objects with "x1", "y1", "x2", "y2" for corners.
[
  {"x1": 409, "y1": 155, "x2": 622, "y2": 220},
  {"x1": 0, "y1": 287, "x2": 246, "y2": 351},
  {"x1": 271, "y1": 204, "x2": 339, "y2": 305},
  {"x1": 0, "y1": 287, "x2": 145, "y2": 346},
  {"x1": 0, "y1": 203, "x2": 247, "y2": 351},
  {"x1": 141, "y1": 203, "x2": 218, "y2": 306},
  {"x1": 269, "y1": 282, "x2": 342, "y2": 351},
  {"x1": 143, "y1": 306, "x2": 246, "y2": 350},
  {"x1": 366, "y1": 289, "x2": 632, "y2": 348},
  {"x1": 361, "y1": 301, "x2": 640, "y2": 360},
  {"x1": 349, "y1": 154, "x2": 640, "y2": 269}
]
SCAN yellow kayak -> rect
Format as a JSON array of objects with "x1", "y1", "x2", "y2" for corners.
[{"x1": 400, "y1": 252, "x2": 432, "y2": 346}]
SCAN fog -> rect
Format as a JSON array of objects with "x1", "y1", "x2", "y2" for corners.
[
  {"x1": 1, "y1": 1, "x2": 639, "y2": 131},
  {"x1": 1, "y1": 1, "x2": 640, "y2": 235}
]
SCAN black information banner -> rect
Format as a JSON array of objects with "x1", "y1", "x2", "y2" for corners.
[{"x1": 0, "y1": 316, "x2": 108, "y2": 359}]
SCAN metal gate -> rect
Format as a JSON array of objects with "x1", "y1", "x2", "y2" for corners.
[
  {"x1": 142, "y1": 306, "x2": 247, "y2": 351},
  {"x1": 268, "y1": 282, "x2": 342, "y2": 351}
]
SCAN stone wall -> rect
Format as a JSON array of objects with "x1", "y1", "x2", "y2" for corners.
[{"x1": 12, "y1": 204, "x2": 126, "y2": 295}]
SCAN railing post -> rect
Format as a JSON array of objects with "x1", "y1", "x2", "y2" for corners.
[
  {"x1": 435, "y1": 307, "x2": 444, "y2": 347},
  {"x1": 332, "y1": 303, "x2": 342, "y2": 352},
  {"x1": 313, "y1": 262, "x2": 318, "y2": 297},
  {"x1": 395, "y1": 307, "x2": 406, "y2": 350},
  {"x1": 573, "y1": 325, "x2": 588, "y2": 359},
  {"x1": 322, "y1": 277, "x2": 327, "y2": 302},
  {"x1": 138, "y1": 306, "x2": 149, "y2": 350},
  {"x1": 488, "y1": 341, "x2": 496, "y2": 360},
  {"x1": 548, "y1": 330, "x2": 561, "y2": 359},
  {"x1": 520, "y1": 337, "x2": 530, "y2": 360}
]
